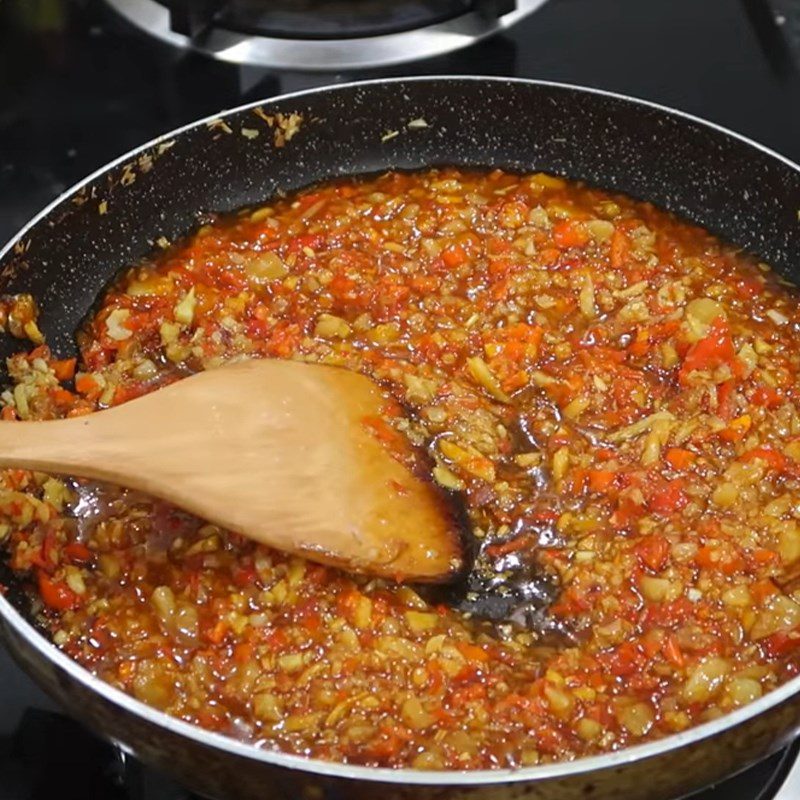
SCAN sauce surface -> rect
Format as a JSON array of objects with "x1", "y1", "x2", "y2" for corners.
[{"x1": 4, "y1": 168, "x2": 800, "y2": 769}]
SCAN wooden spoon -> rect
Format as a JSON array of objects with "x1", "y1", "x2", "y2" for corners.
[{"x1": 0, "y1": 360, "x2": 465, "y2": 581}]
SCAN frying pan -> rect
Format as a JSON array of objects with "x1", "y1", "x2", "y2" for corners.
[{"x1": 1, "y1": 76, "x2": 800, "y2": 800}]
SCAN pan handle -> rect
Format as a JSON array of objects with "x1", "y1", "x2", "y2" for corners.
[{"x1": 771, "y1": 739, "x2": 800, "y2": 799}]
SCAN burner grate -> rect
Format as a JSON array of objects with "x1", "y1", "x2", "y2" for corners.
[
  {"x1": 218, "y1": 0, "x2": 473, "y2": 40},
  {"x1": 159, "y1": 0, "x2": 518, "y2": 40},
  {"x1": 103, "y1": 0, "x2": 546, "y2": 70}
]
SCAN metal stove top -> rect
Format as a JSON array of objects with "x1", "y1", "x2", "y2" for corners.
[{"x1": 1, "y1": 0, "x2": 800, "y2": 797}]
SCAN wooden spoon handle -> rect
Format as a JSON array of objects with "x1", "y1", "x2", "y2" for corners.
[
  {"x1": 0, "y1": 414, "x2": 117, "y2": 476},
  {"x1": 0, "y1": 390, "x2": 245, "y2": 498}
]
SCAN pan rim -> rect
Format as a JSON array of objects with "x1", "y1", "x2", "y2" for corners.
[{"x1": 1, "y1": 74, "x2": 800, "y2": 786}]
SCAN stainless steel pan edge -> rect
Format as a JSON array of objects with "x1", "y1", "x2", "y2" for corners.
[{"x1": 3, "y1": 608, "x2": 800, "y2": 800}]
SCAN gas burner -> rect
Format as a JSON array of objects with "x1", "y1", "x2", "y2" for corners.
[{"x1": 103, "y1": 0, "x2": 549, "y2": 69}]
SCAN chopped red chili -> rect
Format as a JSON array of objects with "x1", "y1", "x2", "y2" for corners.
[{"x1": 2, "y1": 168, "x2": 800, "y2": 770}]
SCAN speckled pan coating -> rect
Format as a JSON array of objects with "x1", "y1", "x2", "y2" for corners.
[{"x1": 0, "y1": 77, "x2": 799, "y2": 800}]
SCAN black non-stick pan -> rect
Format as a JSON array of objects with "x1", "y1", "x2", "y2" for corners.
[{"x1": 1, "y1": 77, "x2": 800, "y2": 800}]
